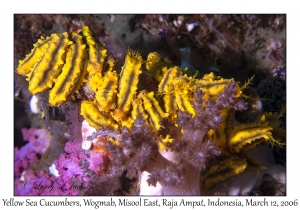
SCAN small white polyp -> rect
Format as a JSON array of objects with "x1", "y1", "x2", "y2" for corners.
[
  {"x1": 30, "y1": 95, "x2": 41, "y2": 114},
  {"x1": 49, "y1": 163, "x2": 60, "y2": 177},
  {"x1": 82, "y1": 140, "x2": 92, "y2": 150}
]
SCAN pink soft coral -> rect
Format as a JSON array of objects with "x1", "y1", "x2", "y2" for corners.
[
  {"x1": 14, "y1": 128, "x2": 50, "y2": 178},
  {"x1": 15, "y1": 128, "x2": 108, "y2": 195}
]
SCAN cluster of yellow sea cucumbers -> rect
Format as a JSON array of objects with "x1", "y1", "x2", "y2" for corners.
[{"x1": 16, "y1": 26, "x2": 284, "y2": 192}]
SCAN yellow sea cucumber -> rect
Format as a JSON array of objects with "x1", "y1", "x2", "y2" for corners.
[
  {"x1": 121, "y1": 98, "x2": 149, "y2": 128},
  {"x1": 228, "y1": 122, "x2": 276, "y2": 153},
  {"x1": 17, "y1": 35, "x2": 57, "y2": 76},
  {"x1": 80, "y1": 26, "x2": 107, "y2": 77},
  {"x1": 196, "y1": 72, "x2": 235, "y2": 100},
  {"x1": 95, "y1": 70, "x2": 119, "y2": 112},
  {"x1": 112, "y1": 51, "x2": 143, "y2": 121},
  {"x1": 157, "y1": 66, "x2": 182, "y2": 118},
  {"x1": 80, "y1": 100, "x2": 119, "y2": 130},
  {"x1": 27, "y1": 32, "x2": 73, "y2": 94},
  {"x1": 158, "y1": 66, "x2": 182, "y2": 93},
  {"x1": 163, "y1": 92, "x2": 178, "y2": 120},
  {"x1": 49, "y1": 33, "x2": 88, "y2": 106},
  {"x1": 145, "y1": 52, "x2": 168, "y2": 82},
  {"x1": 201, "y1": 158, "x2": 247, "y2": 191},
  {"x1": 89, "y1": 72, "x2": 103, "y2": 92},
  {"x1": 173, "y1": 76, "x2": 196, "y2": 116},
  {"x1": 131, "y1": 98, "x2": 149, "y2": 122},
  {"x1": 138, "y1": 90, "x2": 168, "y2": 130}
]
